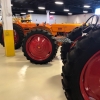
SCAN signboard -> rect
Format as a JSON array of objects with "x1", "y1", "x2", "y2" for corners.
[{"x1": 49, "y1": 15, "x2": 54, "y2": 20}]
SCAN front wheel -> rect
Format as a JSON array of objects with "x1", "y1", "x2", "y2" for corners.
[{"x1": 22, "y1": 29, "x2": 58, "y2": 64}]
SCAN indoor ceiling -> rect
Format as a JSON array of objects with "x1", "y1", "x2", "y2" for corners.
[{"x1": 11, "y1": 0, "x2": 100, "y2": 15}]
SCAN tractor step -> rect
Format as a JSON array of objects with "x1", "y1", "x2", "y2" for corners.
[{"x1": 54, "y1": 36, "x2": 72, "y2": 43}]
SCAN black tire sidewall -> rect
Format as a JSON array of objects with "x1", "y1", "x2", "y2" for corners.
[
  {"x1": 22, "y1": 29, "x2": 57, "y2": 64},
  {"x1": 61, "y1": 27, "x2": 83, "y2": 64},
  {"x1": 63, "y1": 29, "x2": 100, "y2": 100},
  {"x1": 0, "y1": 23, "x2": 24, "y2": 49},
  {"x1": 13, "y1": 23, "x2": 24, "y2": 49},
  {"x1": 0, "y1": 25, "x2": 3, "y2": 45}
]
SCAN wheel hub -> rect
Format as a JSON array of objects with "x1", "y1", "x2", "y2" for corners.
[
  {"x1": 80, "y1": 51, "x2": 100, "y2": 100},
  {"x1": 38, "y1": 46, "x2": 40, "y2": 49},
  {"x1": 26, "y1": 34, "x2": 52, "y2": 61}
]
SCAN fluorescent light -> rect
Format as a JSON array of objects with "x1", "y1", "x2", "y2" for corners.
[
  {"x1": 84, "y1": 5, "x2": 90, "y2": 8},
  {"x1": 15, "y1": 14, "x2": 20, "y2": 15},
  {"x1": 68, "y1": 13, "x2": 72, "y2": 15},
  {"x1": 64, "y1": 9, "x2": 69, "y2": 12},
  {"x1": 50, "y1": 12, "x2": 55, "y2": 14},
  {"x1": 95, "y1": 8, "x2": 100, "y2": 15},
  {"x1": 83, "y1": 11, "x2": 88, "y2": 13},
  {"x1": 21, "y1": 12, "x2": 26, "y2": 14},
  {"x1": 55, "y1": 1, "x2": 64, "y2": 5},
  {"x1": 38, "y1": 7, "x2": 45, "y2": 10},
  {"x1": 28, "y1": 10, "x2": 34, "y2": 12}
]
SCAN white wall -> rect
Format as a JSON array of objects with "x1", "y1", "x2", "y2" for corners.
[
  {"x1": 67, "y1": 13, "x2": 93, "y2": 23},
  {"x1": 31, "y1": 14, "x2": 67, "y2": 24},
  {"x1": 0, "y1": 11, "x2": 2, "y2": 22},
  {"x1": 54, "y1": 15, "x2": 67, "y2": 24},
  {"x1": 31, "y1": 13, "x2": 100, "y2": 24},
  {"x1": 0, "y1": 16, "x2": 2, "y2": 22},
  {"x1": 67, "y1": 13, "x2": 100, "y2": 24},
  {"x1": 31, "y1": 14, "x2": 46, "y2": 23}
]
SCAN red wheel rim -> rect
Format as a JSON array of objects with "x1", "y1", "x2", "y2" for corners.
[
  {"x1": 26, "y1": 34, "x2": 52, "y2": 61},
  {"x1": 2, "y1": 30, "x2": 19, "y2": 45},
  {"x1": 13, "y1": 30, "x2": 19, "y2": 45},
  {"x1": 80, "y1": 51, "x2": 100, "y2": 100}
]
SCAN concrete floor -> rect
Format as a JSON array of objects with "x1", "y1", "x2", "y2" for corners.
[{"x1": 0, "y1": 45, "x2": 66, "y2": 100}]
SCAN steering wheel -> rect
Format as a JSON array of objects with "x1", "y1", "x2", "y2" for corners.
[{"x1": 82, "y1": 15, "x2": 99, "y2": 32}]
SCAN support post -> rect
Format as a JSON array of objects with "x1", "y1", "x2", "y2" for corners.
[
  {"x1": 1, "y1": 0, "x2": 15, "y2": 56},
  {"x1": 46, "y1": 10, "x2": 50, "y2": 23}
]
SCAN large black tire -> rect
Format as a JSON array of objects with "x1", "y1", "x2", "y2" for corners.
[
  {"x1": 61, "y1": 27, "x2": 83, "y2": 64},
  {"x1": 62, "y1": 27, "x2": 100, "y2": 100},
  {"x1": 22, "y1": 29, "x2": 58, "y2": 64},
  {"x1": 61, "y1": 26, "x2": 92, "y2": 64},
  {"x1": 0, "y1": 23, "x2": 24, "y2": 49}
]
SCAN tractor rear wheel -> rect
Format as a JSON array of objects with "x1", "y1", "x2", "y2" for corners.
[
  {"x1": 61, "y1": 27, "x2": 83, "y2": 64},
  {"x1": 61, "y1": 25, "x2": 92, "y2": 64},
  {"x1": 22, "y1": 29, "x2": 57, "y2": 64},
  {"x1": 62, "y1": 28, "x2": 100, "y2": 100},
  {"x1": 0, "y1": 23, "x2": 24, "y2": 49}
]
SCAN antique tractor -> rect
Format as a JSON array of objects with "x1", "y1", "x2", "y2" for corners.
[
  {"x1": 21, "y1": 15, "x2": 93, "y2": 64},
  {"x1": 0, "y1": 18, "x2": 82, "y2": 50},
  {"x1": 61, "y1": 15, "x2": 100, "y2": 100},
  {"x1": 0, "y1": 19, "x2": 82, "y2": 50}
]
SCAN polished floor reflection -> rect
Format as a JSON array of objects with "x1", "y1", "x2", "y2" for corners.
[{"x1": 0, "y1": 45, "x2": 66, "y2": 100}]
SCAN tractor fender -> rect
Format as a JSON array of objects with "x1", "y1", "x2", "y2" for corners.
[
  {"x1": 32, "y1": 26, "x2": 53, "y2": 35},
  {"x1": 13, "y1": 23, "x2": 24, "y2": 31}
]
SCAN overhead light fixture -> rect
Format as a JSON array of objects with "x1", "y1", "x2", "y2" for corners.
[
  {"x1": 68, "y1": 13, "x2": 72, "y2": 15},
  {"x1": 15, "y1": 14, "x2": 20, "y2": 16},
  {"x1": 28, "y1": 10, "x2": 34, "y2": 12},
  {"x1": 38, "y1": 7, "x2": 45, "y2": 10},
  {"x1": 21, "y1": 12, "x2": 26, "y2": 14},
  {"x1": 55, "y1": 1, "x2": 64, "y2": 5},
  {"x1": 95, "y1": 8, "x2": 100, "y2": 15},
  {"x1": 50, "y1": 12, "x2": 55, "y2": 14},
  {"x1": 64, "y1": 9, "x2": 69, "y2": 12},
  {"x1": 83, "y1": 10, "x2": 88, "y2": 13},
  {"x1": 84, "y1": 5, "x2": 90, "y2": 8}
]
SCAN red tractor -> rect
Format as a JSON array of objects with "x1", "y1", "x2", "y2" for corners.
[{"x1": 61, "y1": 15, "x2": 100, "y2": 100}]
